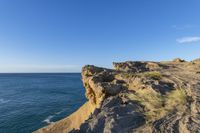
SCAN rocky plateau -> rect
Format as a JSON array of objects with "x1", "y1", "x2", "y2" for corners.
[{"x1": 34, "y1": 58, "x2": 200, "y2": 133}]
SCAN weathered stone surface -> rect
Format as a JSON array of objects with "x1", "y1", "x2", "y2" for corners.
[
  {"x1": 70, "y1": 97, "x2": 145, "y2": 133},
  {"x1": 82, "y1": 65, "x2": 121, "y2": 107},
  {"x1": 172, "y1": 58, "x2": 186, "y2": 63},
  {"x1": 192, "y1": 58, "x2": 200, "y2": 64},
  {"x1": 113, "y1": 61, "x2": 161, "y2": 72},
  {"x1": 34, "y1": 58, "x2": 200, "y2": 133}
]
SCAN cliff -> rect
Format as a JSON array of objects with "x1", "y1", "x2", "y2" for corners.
[{"x1": 34, "y1": 58, "x2": 200, "y2": 133}]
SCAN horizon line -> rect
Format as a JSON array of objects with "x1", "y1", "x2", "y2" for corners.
[{"x1": 0, "y1": 72, "x2": 81, "y2": 74}]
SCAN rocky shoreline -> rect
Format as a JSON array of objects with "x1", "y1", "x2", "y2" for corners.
[{"x1": 34, "y1": 58, "x2": 200, "y2": 133}]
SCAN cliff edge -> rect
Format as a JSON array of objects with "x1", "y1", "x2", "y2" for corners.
[{"x1": 34, "y1": 58, "x2": 200, "y2": 133}]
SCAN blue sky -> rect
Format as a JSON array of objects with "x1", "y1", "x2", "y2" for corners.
[{"x1": 0, "y1": 0, "x2": 200, "y2": 72}]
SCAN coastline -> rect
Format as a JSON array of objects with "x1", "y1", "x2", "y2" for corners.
[
  {"x1": 34, "y1": 59, "x2": 200, "y2": 133},
  {"x1": 34, "y1": 101, "x2": 96, "y2": 133}
]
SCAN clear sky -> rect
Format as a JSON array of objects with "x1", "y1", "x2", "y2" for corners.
[{"x1": 0, "y1": 0, "x2": 200, "y2": 72}]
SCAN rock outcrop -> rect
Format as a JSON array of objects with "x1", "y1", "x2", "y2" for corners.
[{"x1": 34, "y1": 58, "x2": 200, "y2": 133}]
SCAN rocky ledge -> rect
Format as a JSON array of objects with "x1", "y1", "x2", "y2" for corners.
[{"x1": 34, "y1": 58, "x2": 200, "y2": 133}]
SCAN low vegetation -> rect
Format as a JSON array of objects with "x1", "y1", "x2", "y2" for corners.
[
  {"x1": 117, "y1": 71, "x2": 162, "y2": 80},
  {"x1": 165, "y1": 89, "x2": 187, "y2": 111},
  {"x1": 141, "y1": 71, "x2": 162, "y2": 80},
  {"x1": 118, "y1": 72, "x2": 135, "y2": 79},
  {"x1": 127, "y1": 88, "x2": 187, "y2": 122}
]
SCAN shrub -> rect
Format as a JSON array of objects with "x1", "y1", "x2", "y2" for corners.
[
  {"x1": 119, "y1": 72, "x2": 135, "y2": 78},
  {"x1": 165, "y1": 89, "x2": 187, "y2": 111},
  {"x1": 142, "y1": 71, "x2": 162, "y2": 80},
  {"x1": 126, "y1": 88, "x2": 187, "y2": 122}
]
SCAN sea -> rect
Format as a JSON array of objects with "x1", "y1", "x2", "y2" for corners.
[{"x1": 0, "y1": 73, "x2": 86, "y2": 133}]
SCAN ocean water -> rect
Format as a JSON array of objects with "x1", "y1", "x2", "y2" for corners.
[{"x1": 0, "y1": 73, "x2": 86, "y2": 133}]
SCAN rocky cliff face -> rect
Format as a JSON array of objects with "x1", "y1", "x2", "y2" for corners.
[{"x1": 34, "y1": 58, "x2": 200, "y2": 133}]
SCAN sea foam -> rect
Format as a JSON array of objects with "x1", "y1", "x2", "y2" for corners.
[
  {"x1": 43, "y1": 115, "x2": 54, "y2": 124},
  {"x1": 43, "y1": 109, "x2": 66, "y2": 124}
]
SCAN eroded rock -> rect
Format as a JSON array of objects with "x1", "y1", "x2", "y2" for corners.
[
  {"x1": 172, "y1": 58, "x2": 186, "y2": 63},
  {"x1": 34, "y1": 58, "x2": 200, "y2": 133},
  {"x1": 113, "y1": 61, "x2": 161, "y2": 73}
]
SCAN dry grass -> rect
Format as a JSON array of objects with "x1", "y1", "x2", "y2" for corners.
[
  {"x1": 140, "y1": 71, "x2": 162, "y2": 80},
  {"x1": 118, "y1": 72, "x2": 135, "y2": 79},
  {"x1": 116, "y1": 71, "x2": 162, "y2": 80},
  {"x1": 126, "y1": 88, "x2": 187, "y2": 122},
  {"x1": 122, "y1": 72, "x2": 131, "y2": 78},
  {"x1": 165, "y1": 89, "x2": 187, "y2": 111}
]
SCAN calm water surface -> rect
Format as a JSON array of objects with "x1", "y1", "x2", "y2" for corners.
[{"x1": 0, "y1": 73, "x2": 86, "y2": 133}]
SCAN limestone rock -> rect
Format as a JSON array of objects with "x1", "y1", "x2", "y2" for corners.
[
  {"x1": 113, "y1": 61, "x2": 161, "y2": 72},
  {"x1": 172, "y1": 58, "x2": 186, "y2": 63},
  {"x1": 34, "y1": 58, "x2": 200, "y2": 133},
  {"x1": 192, "y1": 58, "x2": 200, "y2": 64}
]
